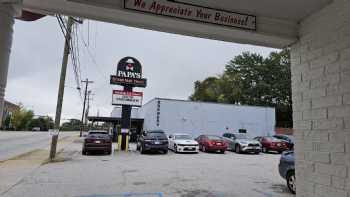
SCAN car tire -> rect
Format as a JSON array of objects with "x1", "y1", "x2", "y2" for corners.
[
  {"x1": 136, "y1": 143, "x2": 140, "y2": 151},
  {"x1": 278, "y1": 151, "x2": 283, "y2": 154},
  {"x1": 163, "y1": 149, "x2": 168, "y2": 154},
  {"x1": 82, "y1": 150, "x2": 86, "y2": 155},
  {"x1": 140, "y1": 145, "x2": 145, "y2": 154},
  {"x1": 220, "y1": 150, "x2": 225, "y2": 154},
  {"x1": 174, "y1": 144, "x2": 178, "y2": 153},
  {"x1": 235, "y1": 145, "x2": 241, "y2": 154},
  {"x1": 262, "y1": 147, "x2": 267, "y2": 153},
  {"x1": 286, "y1": 170, "x2": 296, "y2": 194}
]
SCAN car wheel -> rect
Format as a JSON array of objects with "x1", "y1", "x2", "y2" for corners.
[
  {"x1": 262, "y1": 147, "x2": 267, "y2": 153},
  {"x1": 278, "y1": 151, "x2": 283, "y2": 154},
  {"x1": 82, "y1": 150, "x2": 86, "y2": 155},
  {"x1": 163, "y1": 149, "x2": 168, "y2": 154},
  {"x1": 286, "y1": 171, "x2": 296, "y2": 194},
  {"x1": 235, "y1": 145, "x2": 241, "y2": 154},
  {"x1": 140, "y1": 145, "x2": 145, "y2": 154},
  {"x1": 173, "y1": 144, "x2": 178, "y2": 153},
  {"x1": 220, "y1": 150, "x2": 225, "y2": 154},
  {"x1": 136, "y1": 143, "x2": 140, "y2": 151},
  {"x1": 202, "y1": 146, "x2": 207, "y2": 152}
]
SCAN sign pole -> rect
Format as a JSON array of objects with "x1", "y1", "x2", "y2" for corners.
[{"x1": 120, "y1": 85, "x2": 132, "y2": 151}]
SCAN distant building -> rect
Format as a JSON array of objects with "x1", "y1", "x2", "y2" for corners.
[
  {"x1": 109, "y1": 98, "x2": 276, "y2": 141},
  {"x1": 1, "y1": 100, "x2": 20, "y2": 129}
]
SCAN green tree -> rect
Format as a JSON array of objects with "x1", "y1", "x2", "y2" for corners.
[
  {"x1": 28, "y1": 116, "x2": 54, "y2": 131},
  {"x1": 12, "y1": 105, "x2": 34, "y2": 131},
  {"x1": 60, "y1": 119, "x2": 82, "y2": 131},
  {"x1": 190, "y1": 49, "x2": 292, "y2": 127}
]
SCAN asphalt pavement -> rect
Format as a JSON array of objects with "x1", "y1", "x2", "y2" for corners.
[
  {"x1": 2, "y1": 140, "x2": 294, "y2": 197},
  {"x1": 0, "y1": 131, "x2": 77, "y2": 161}
]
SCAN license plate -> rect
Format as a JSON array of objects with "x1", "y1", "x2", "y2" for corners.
[
  {"x1": 154, "y1": 141, "x2": 161, "y2": 144},
  {"x1": 95, "y1": 140, "x2": 101, "y2": 144}
]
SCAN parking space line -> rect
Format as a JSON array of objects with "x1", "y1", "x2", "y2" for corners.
[{"x1": 77, "y1": 192, "x2": 163, "y2": 197}]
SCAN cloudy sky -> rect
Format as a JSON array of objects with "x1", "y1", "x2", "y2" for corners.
[{"x1": 6, "y1": 16, "x2": 276, "y2": 121}]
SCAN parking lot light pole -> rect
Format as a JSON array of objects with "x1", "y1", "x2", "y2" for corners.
[{"x1": 49, "y1": 17, "x2": 74, "y2": 160}]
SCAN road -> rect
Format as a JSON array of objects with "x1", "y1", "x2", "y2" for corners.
[{"x1": 0, "y1": 131, "x2": 77, "y2": 162}]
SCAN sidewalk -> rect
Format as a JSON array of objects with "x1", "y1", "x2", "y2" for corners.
[{"x1": 0, "y1": 134, "x2": 78, "y2": 195}]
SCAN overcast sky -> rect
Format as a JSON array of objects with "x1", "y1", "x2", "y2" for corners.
[{"x1": 6, "y1": 16, "x2": 276, "y2": 121}]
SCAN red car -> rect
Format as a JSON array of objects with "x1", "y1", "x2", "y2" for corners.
[
  {"x1": 196, "y1": 135, "x2": 227, "y2": 153},
  {"x1": 254, "y1": 136, "x2": 288, "y2": 154}
]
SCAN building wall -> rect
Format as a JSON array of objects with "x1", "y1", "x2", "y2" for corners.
[
  {"x1": 291, "y1": 0, "x2": 350, "y2": 196},
  {"x1": 142, "y1": 98, "x2": 275, "y2": 138}
]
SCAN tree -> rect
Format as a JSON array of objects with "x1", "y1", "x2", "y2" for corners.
[
  {"x1": 12, "y1": 105, "x2": 34, "y2": 131},
  {"x1": 190, "y1": 49, "x2": 292, "y2": 128},
  {"x1": 60, "y1": 119, "x2": 82, "y2": 131},
  {"x1": 28, "y1": 116, "x2": 54, "y2": 131}
]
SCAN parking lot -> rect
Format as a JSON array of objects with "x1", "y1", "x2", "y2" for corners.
[{"x1": 2, "y1": 139, "x2": 294, "y2": 197}]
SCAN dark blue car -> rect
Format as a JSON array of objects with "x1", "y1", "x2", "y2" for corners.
[{"x1": 279, "y1": 151, "x2": 295, "y2": 194}]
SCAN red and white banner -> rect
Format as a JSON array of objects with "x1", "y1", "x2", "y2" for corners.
[{"x1": 112, "y1": 90, "x2": 143, "y2": 106}]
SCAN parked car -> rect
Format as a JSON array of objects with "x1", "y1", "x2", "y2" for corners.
[
  {"x1": 137, "y1": 130, "x2": 168, "y2": 154},
  {"x1": 168, "y1": 133, "x2": 199, "y2": 153},
  {"x1": 279, "y1": 151, "x2": 296, "y2": 194},
  {"x1": 222, "y1": 133, "x2": 261, "y2": 154},
  {"x1": 196, "y1": 135, "x2": 227, "y2": 153},
  {"x1": 254, "y1": 136, "x2": 288, "y2": 153},
  {"x1": 32, "y1": 127, "x2": 41, "y2": 131},
  {"x1": 273, "y1": 134, "x2": 294, "y2": 150},
  {"x1": 82, "y1": 130, "x2": 112, "y2": 155}
]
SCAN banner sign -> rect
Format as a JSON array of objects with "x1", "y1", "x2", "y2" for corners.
[
  {"x1": 123, "y1": 0, "x2": 257, "y2": 31},
  {"x1": 112, "y1": 90, "x2": 143, "y2": 106}
]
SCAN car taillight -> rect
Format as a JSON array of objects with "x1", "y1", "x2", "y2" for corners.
[{"x1": 207, "y1": 141, "x2": 214, "y2": 146}]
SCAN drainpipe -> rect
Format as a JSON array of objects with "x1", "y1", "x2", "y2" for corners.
[{"x1": 0, "y1": 3, "x2": 15, "y2": 128}]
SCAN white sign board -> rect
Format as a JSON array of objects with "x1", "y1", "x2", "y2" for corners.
[
  {"x1": 112, "y1": 90, "x2": 143, "y2": 106},
  {"x1": 123, "y1": 0, "x2": 256, "y2": 31}
]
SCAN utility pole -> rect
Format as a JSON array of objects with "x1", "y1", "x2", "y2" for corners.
[
  {"x1": 80, "y1": 79, "x2": 93, "y2": 137},
  {"x1": 49, "y1": 16, "x2": 75, "y2": 160}
]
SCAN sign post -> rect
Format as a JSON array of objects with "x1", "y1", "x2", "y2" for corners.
[{"x1": 110, "y1": 57, "x2": 147, "y2": 151}]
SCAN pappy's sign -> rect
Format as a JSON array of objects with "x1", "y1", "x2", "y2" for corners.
[
  {"x1": 123, "y1": 0, "x2": 257, "y2": 31},
  {"x1": 110, "y1": 57, "x2": 147, "y2": 87}
]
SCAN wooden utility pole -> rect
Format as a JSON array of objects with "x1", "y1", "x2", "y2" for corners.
[
  {"x1": 49, "y1": 17, "x2": 75, "y2": 160},
  {"x1": 80, "y1": 79, "x2": 93, "y2": 137}
]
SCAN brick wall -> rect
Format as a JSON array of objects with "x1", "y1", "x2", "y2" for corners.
[{"x1": 291, "y1": 0, "x2": 350, "y2": 196}]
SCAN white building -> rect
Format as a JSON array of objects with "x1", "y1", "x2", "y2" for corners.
[{"x1": 111, "y1": 98, "x2": 275, "y2": 138}]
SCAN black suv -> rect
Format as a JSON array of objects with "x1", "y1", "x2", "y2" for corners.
[{"x1": 137, "y1": 130, "x2": 168, "y2": 154}]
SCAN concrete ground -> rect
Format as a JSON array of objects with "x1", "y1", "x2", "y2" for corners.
[
  {"x1": 0, "y1": 132, "x2": 78, "y2": 195},
  {"x1": 2, "y1": 140, "x2": 294, "y2": 197}
]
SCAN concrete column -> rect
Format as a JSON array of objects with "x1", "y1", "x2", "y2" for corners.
[
  {"x1": 291, "y1": 1, "x2": 350, "y2": 196},
  {"x1": 0, "y1": 4, "x2": 15, "y2": 128}
]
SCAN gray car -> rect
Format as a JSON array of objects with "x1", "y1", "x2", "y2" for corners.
[
  {"x1": 222, "y1": 133, "x2": 261, "y2": 154},
  {"x1": 279, "y1": 151, "x2": 295, "y2": 194}
]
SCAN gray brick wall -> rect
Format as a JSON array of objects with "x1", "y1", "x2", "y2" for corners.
[{"x1": 291, "y1": 0, "x2": 350, "y2": 196}]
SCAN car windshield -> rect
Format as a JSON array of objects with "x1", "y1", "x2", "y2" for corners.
[
  {"x1": 89, "y1": 131, "x2": 108, "y2": 135},
  {"x1": 235, "y1": 134, "x2": 248, "y2": 139},
  {"x1": 147, "y1": 132, "x2": 167, "y2": 139},
  {"x1": 207, "y1": 135, "x2": 222, "y2": 140},
  {"x1": 175, "y1": 135, "x2": 192, "y2": 140},
  {"x1": 265, "y1": 137, "x2": 280, "y2": 142}
]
